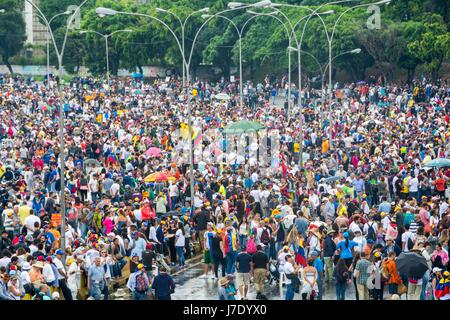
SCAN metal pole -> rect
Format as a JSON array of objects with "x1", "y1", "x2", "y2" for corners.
[
  {"x1": 328, "y1": 41, "x2": 333, "y2": 150},
  {"x1": 105, "y1": 35, "x2": 109, "y2": 86},
  {"x1": 287, "y1": 39, "x2": 291, "y2": 121},
  {"x1": 297, "y1": 48, "x2": 303, "y2": 169},
  {"x1": 186, "y1": 68, "x2": 195, "y2": 207},
  {"x1": 46, "y1": 32, "x2": 50, "y2": 90},
  {"x1": 239, "y1": 35, "x2": 243, "y2": 108},
  {"x1": 58, "y1": 55, "x2": 66, "y2": 251},
  {"x1": 182, "y1": 26, "x2": 185, "y2": 87}
]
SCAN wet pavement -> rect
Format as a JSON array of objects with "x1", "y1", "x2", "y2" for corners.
[{"x1": 171, "y1": 263, "x2": 358, "y2": 300}]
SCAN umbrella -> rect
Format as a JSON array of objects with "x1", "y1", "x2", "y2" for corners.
[
  {"x1": 396, "y1": 252, "x2": 429, "y2": 278},
  {"x1": 134, "y1": 89, "x2": 143, "y2": 95},
  {"x1": 323, "y1": 175, "x2": 341, "y2": 183},
  {"x1": 424, "y1": 158, "x2": 450, "y2": 168},
  {"x1": 144, "y1": 172, "x2": 176, "y2": 183},
  {"x1": 214, "y1": 93, "x2": 231, "y2": 101},
  {"x1": 84, "y1": 159, "x2": 101, "y2": 167},
  {"x1": 224, "y1": 120, "x2": 264, "y2": 134},
  {"x1": 145, "y1": 147, "x2": 161, "y2": 158},
  {"x1": 131, "y1": 72, "x2": 143, "y2": 79}
]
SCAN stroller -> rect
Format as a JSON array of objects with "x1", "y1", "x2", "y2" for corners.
[{"x1": 268, "y1": 260, "x2": 280, "y2": 286}]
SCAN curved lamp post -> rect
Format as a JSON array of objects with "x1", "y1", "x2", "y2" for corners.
[
  {"x1": 80, "y1": 29, "x2": 133, "y2": 85},
  {"x1": 24, "y1": 0, "x2": 91, "y2": 252}
]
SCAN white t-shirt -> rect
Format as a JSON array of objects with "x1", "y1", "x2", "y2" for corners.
[
  {"x1": 53, "y1": 257, "x2": 66, "y2": 279},
  {"x1": 43, "y1": 263, "x2": 56, "y2": 283},
  {"x1": 401, "y1": 231, "x2": 416, "y2": 252},
  {"x1": 284, "y1": 214, "x2": 296, "y2": 229},
  {"x1": 110, "y1": 183, "x2": 120, "y2": 197},
  {"x1": 284, "y1": 261, "x2": 295, "y2": 285},
  {"x1": 408, "y1": 177, "x2": 419, "y2": 192},
  {"x1": 250, "y1": 189, "x2": 261, "y2": 202},
  {"x1": 175, "y1": 229, "x2": 185, "y2": 247},
  {"x1": 363, "y1": 221, "x2": 378, "y2": 235},
  {"x1": 24, "y1": 215, "x2": 41, "y2": 235}
]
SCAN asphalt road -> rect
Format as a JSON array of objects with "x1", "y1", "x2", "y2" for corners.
[{"x1": 171, "y1": 263, "x2": 358, "y2": 300}]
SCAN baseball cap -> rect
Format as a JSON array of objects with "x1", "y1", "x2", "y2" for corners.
[
  {"x1": 433, "y1": 267, "x2": 442, "y2": 273},
  {"x1": 137, "y1": 263, "x2": 145, "y2": 269},
  {"x1": 55, "y1": 249, "x2": 64, "y2": 255}
]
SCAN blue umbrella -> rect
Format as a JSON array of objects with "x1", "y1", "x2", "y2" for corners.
[
  {"x1": 424, "y1": 158, "x2": 450, "y2": 168},
  {"x1": 324, "y1": 175, "x2": 342, "y2": 183},
  {"x1": 131, "y1": 72, "x2": 143, "y2": 78}
]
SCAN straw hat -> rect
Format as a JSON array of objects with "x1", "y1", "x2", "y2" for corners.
[
  {"x1": 32, "y1": 261, "x2": 45, "y2": 269},
  {"x1": 219, "y1": 277, "x2": 229, "y2": 287},
  {"x1": 114, "y1": 288, "x2": 127, "y2": 298}
]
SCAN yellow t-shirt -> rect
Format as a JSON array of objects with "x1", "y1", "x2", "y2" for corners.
[{"x1": 18, "y1": 205, "x2": 32, "y2": 225}]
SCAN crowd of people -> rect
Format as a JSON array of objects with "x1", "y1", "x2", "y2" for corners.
[{"x1": 0, "y1": 71, "x2": 449, "y2": 301}]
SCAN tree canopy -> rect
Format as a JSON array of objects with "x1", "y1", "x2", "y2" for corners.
[{"x1": 9, "y1": 0, "x2": 450, "y2": 81}]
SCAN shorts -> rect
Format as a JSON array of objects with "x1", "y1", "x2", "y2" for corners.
[
  {"x1": 236, "y1": 273, "x2": 250, "y2": 287},
  {"x1": 388, "y1": 283, "x2": 398, "y2": 295},
  {"x1": 204, "y1": 250, "x2": 214, "y2": 264}
]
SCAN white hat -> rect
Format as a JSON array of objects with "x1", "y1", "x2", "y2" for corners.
[
  {"x1": 433, "y1": 267, "x2": 442, "y2": 273},
  {"x1": 52, "y1": 292, "x2": 60, "y2": 299},
  {"x1": 22, "y1": 262, "x2": 32, "y2": 271}
]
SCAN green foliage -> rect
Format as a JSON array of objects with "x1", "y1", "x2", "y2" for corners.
[
  {"x1": 408, "y1": 15, "x2": 450, "y2": 80},
  {"x1": 0, "y1": 0, "x2": 26, "y2": 74},
  {"x1": 8, "y1": 0, "x2": 449, "y2": 81}
]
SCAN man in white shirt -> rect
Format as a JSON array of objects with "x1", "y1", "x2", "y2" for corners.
[
  {"x1": 408, "y1": 174, "x2": 419, "y2": 201},
  {"x1": 24, "y1": 214, "x2": 41, "y2": 236},
  {"x1": 401, "y1": 224, "x2": 416, "y2": 252},
  {"x1": 43, "y1": 257, "x2": 56, "y2": 285},
  {"x1": 54, "y1": 249, "x2": 73, "y2": 300},
  {"x1": 284, "y1": 254, "x2": 296, "y2": 300}
]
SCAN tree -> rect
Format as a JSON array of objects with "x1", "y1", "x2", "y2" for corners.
[
  {"x1": 408, "y1": 15, "x2": 450, "y2": 80},
  {"x1": 0, "y1": 0, "x2": 26, "y2": 74},
  {"x1": 357, "y1": 22, "x2": 404, "y2": 82}
]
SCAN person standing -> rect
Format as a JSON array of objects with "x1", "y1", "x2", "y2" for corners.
[
  {"x1": 235, "y1": 247, "x2": 252, "y2": 300},
  {"x1": 224, "y1": 226, "x2": 238, "y2": 275},
  {"x1": 251, "y1": 244, "x2": 269, "y2": 299},
  {"x1": 87, "y1": 256, "x2": 106, "y2": 300},
  {"x1": 323, "y1": 229, "x2": 336, "y2": 283},
  {"x1": 334, "y1": 258, "x2": 350, "y2": 300},
  {"x1": 151, "y1": 266, "x2": 175, "y2": 300},
  {"x1": 127, "y1": 263, "x2": 151, "y2": 300},
  {"x1": 175, "y1": 222, "x2": 186, "y2": 268},
  {"x1": 354, "y1": 252, "x2": 371, "y2": 300},
  {"x1": 284, "y1": 254, "x2": 300, "y2": 300},
  {"x1": 54, "y1": 249, "x2": 73, "y2": 300},
  {"x1": 311, "y1": 251, "x2": 324, "y2": 300}
]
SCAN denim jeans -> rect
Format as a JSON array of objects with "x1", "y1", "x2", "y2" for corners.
[
  {"x1": 420, "y1": 270, "x2": 430, "y2": 300},
  {"x1": 176, "y1": 246, "x2": 185, "y2": 266},
  {"x1": 90, "y1": 283, "x2": 102, "y2": 300},
  {"x1": 238, "y1": 235, "x2": 247, "y2": 250},
  {"x1": 133, "y1": 290, "x2": 148, "y2": 300},
  {"x1": 285, "y1": 283, "x2": 294, "y2": 300},
  {"x1": 226, "y1": 251, "x2": 237, "y2": 274},
  {"x1": 80, "y1": 222, "x2": 88, "y2": 239},
  {"x1": 336, "y1": 282, "x2": 346, "y2": 300}
]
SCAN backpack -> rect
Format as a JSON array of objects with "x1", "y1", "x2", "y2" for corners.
[
  {"x1": 367, "y1": 222, "x2": 376, "y2": 242},
  {"x1": 260, "y1": 228, "x2": 270, "y2": 245},
  {"x1": 407, "y1": 236, "x2": 415, "y2": 251},
  {"x1": 135, "y1": 273, "x2": 149, "y2": 292},
  {"x1": 246, "y1": 237, "x2": 256, "y2": 254}
]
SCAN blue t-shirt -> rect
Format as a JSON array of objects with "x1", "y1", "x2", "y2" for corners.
[
  {"x1": 313, "y1": 258, "x2": 324, "y2": 281},
  {"x1": 336, "y1": 240, "x2": 359, "y2": 259}
]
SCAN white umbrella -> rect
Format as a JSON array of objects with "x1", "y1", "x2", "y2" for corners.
[{"x1": 214, "y1": 93, "x2": 231, "y2": 101}]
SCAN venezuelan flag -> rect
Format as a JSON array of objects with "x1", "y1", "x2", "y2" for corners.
[
  {"x1": 192, "y1": 128, "x2": 203, "y2": 146},
  {"x1": 435, "y1": 278, "x2": 450, "y2": 299},
  {"x1": 296, "y1": 238, "x2": 307, "y2": 267}
]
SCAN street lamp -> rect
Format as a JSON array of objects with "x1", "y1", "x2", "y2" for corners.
[
  {"x1": 154, "y1": 7, "x2": 209, "y2": 87},
  {"x1": 0, "y1": 9, "x2": 5, "y2": 13},
  {"x1": 96, "y1": 1, "x2": 269, "y2": 210},
  {"x1": 45, "y1": 11, "x2": 71, "y2": 89},
  {"x1": 80, "y1": 29, "x2": 133, "y2": 85},
  {"x1": 201, "y1": 11, "x2": 278, "y2": 108},
  {"x1": 25, "y1": 0, "x2": 92, "y2": 253}
]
